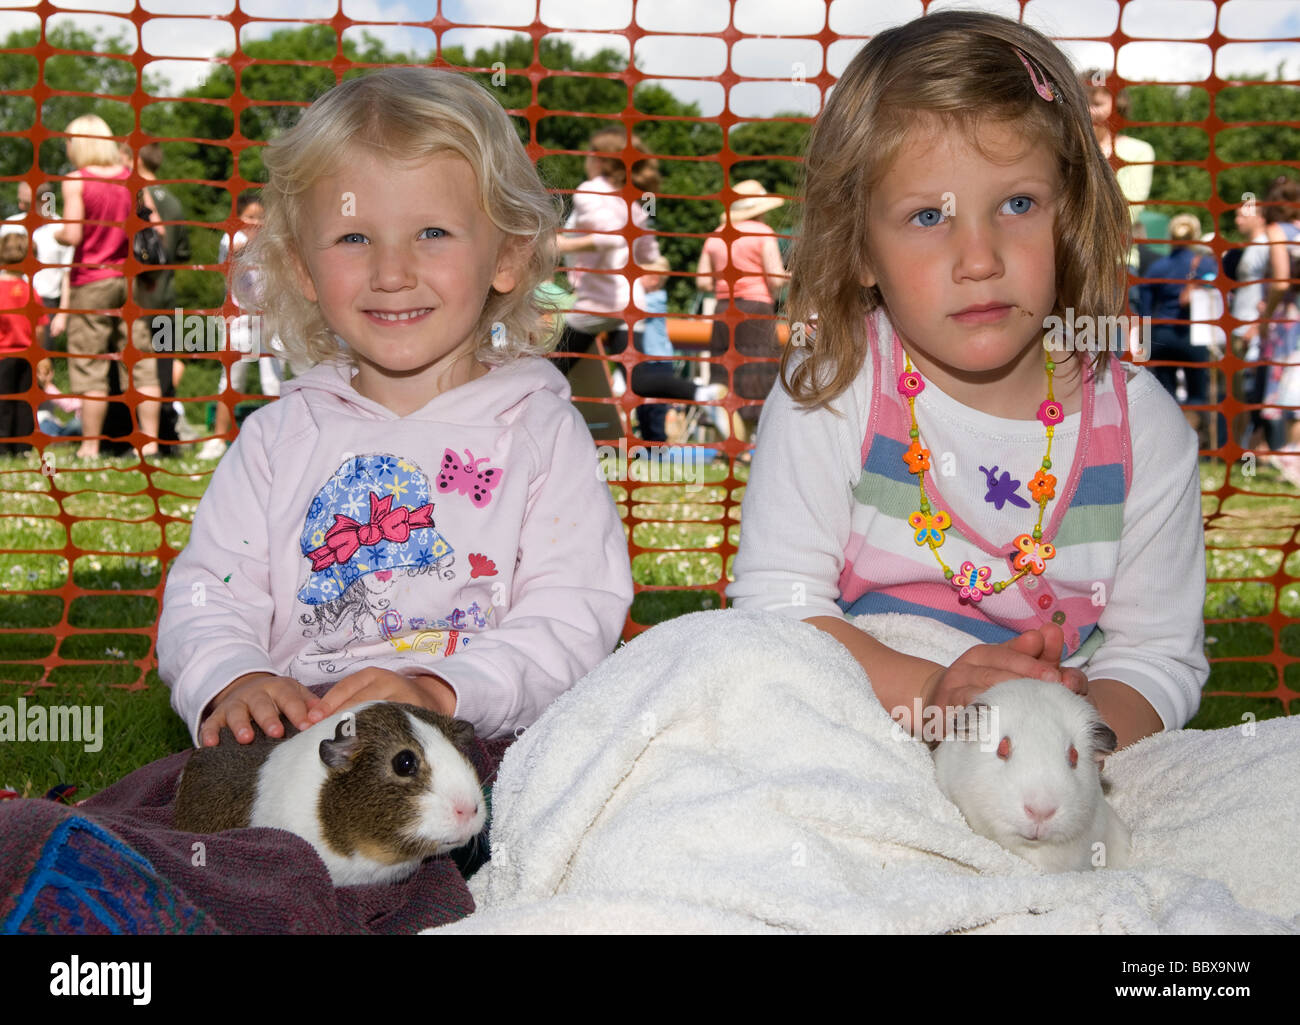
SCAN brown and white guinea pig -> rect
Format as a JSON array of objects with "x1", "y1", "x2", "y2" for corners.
[
  {"x1": 173, "y1": 701, "x2": 485, "y2": 887},
  {"x1": 931, "y1": 679, "x2": 1131, "y2": 873}
]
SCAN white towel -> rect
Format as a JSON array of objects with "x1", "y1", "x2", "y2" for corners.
[{"x1": 429, "y1": 610, "x2": 1299, "y2": 934}]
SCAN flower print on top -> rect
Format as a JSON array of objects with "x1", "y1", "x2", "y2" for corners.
[
  {"x1": 469, "y1": 552, "x2": 498, "y2": 578},
  {"x1": 293, "y1": 453, "x2": 458, "y2": 677},
  {"x1": 438, "y1": 448, "x2": 503, "y2": 508},
  {"x1": 298, "y1": 453, "x2": 455, "y2": 608}
]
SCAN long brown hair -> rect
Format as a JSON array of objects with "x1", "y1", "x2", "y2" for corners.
[{"x1": 783, "y1": 11, "x2": 1131, "y2": 408}]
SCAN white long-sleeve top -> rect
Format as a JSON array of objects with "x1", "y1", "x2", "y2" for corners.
[
  {"x1": 563, "y1": 174, "x2": 659, "y2": 331},
  {"x1": 728, "y1": 325, "x2": 1208, "y2": 730}
]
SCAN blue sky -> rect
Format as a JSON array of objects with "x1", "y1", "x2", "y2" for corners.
[{"x1": 1, "y1": 0, "x2": 1296, "y2": 115}]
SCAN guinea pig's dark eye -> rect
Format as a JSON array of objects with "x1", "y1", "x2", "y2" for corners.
[
  {"x1": 392, "y1": 750, "x2": 419, "y2": 777},
  {"x1": 1068, "y1": 744, "x2": 1078, "y2": 768},
  {"x1": 996, "y1": 736, "x2": 1011, "y2": 760}
]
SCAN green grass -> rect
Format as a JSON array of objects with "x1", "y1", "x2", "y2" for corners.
[
  {"x1": 0, "y1": 673, "x2": 192, "y2": 799},
  {"x1": 1, "y1": 449, "x2": 1297, "y2": 798}
]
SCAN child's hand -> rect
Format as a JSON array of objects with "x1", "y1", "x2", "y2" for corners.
[
  {"x1": 307, "y1": 668, "x2": 457, "y2": 723},
  {"x1": 922, "y1": 623, "x2": 1087, "y2": 714},
  {"x1": 199, "y1": 672, "x2": 320, "y2": 748}
]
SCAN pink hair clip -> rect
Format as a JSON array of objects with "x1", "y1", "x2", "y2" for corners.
[{"x1": 1014, "y1": 48, "x2": 1057, "y2": 102}]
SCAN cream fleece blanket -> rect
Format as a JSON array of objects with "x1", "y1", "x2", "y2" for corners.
[{"x1": 430, "y1": 610, "x2": 1300, "y2": 934}]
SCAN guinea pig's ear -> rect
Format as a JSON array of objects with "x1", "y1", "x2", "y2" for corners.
[
  {"x1": 1089, "y1": 720, "x2": 1119, "y2": 765},
  {"x1": 319, "y1": 716, "x2": 362, "y2": 771},
  {"x1": 445, "y1": 717, "x2": 476, "y2": 752}
]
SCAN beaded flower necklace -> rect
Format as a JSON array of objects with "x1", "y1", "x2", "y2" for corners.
[{"x1": 899, "y1": 346, "x2": 1064, "y2": 604}]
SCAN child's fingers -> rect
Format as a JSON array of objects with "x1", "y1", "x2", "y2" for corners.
[
  {"x1": 965, "y1": 644, "x2": 1061, "y2": 684},
  {"x1": 221, "y1": 700, "x2": 257, "y2": 744},
  {"x1": 273, "y1": 686, "x2": 317, "y2": 732},
  {"x1": 1004, "y1": 630, "x2": 1048, "y2": 660},
  {"x1": 247, "y1": 690, "x2": 289, "y2": 739},
  {"x1": 198, "y1": 708, "x2": 227, "y2": 747},
  {"x1": 1034, "y1": 622, "x2": 1066, "y2": 660},
  {"x1": 307, "y1": 674, "x2": 368, "y2": 721}
]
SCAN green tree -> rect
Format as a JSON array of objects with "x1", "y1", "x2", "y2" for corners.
[
  {"x1": 0, "y1": 24, "x2": 143, "y2": 193},
  {"x1": 1125, "y1": 78, "x2": 1299, "y2": 239}
]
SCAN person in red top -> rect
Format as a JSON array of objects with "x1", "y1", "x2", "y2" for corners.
[
  {"x1": 54, "y1": 115, "x2": 165, "y2": 459},
  {"x1": 0, "y1": 231, "x2": 34, "y2": 454}
]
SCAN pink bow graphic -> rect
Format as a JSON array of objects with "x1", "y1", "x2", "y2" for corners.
[{"x1": 307, "y1": 492, "x2": 434, "y2": 570}]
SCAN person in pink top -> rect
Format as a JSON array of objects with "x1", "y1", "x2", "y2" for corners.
[
  {"x1": 54, "y1": 115, "x2": 166, "y2": 459},
  {"x1": 696, "y1": 180, "x2": 788, "y2": 440}
]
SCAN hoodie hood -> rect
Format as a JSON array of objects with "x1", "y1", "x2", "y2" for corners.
[{"x1": 279, "y1": 355, "x2": 573, "y2": 423}]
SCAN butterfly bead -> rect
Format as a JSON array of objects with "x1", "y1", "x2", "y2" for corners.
[
  {"x1": 438, "y1": 449, "x2": 503, "y2": 508},
  {"x1": 951, "y1": 561, "x2": 993, "y2": 603},
  {"x1": 908, "y1": 509, "x2": 951, "y2": 547},
  {"x1": 1011, "y1": 533, "x2": 1056, "y2": 575}
]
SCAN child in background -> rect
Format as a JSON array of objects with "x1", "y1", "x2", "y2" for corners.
[
  {"x1": 35, "y1": 357, "x2": 83, "y2": 436},
  {"x1": 158, "y1": 67, "x2": 633, "y2": 747},
  {"x1": 728, "y1": 11, "x2": 1207, "y2": 750},
  {"x1": 0, "y1": 231, "x2": 34, "y2": 454}
]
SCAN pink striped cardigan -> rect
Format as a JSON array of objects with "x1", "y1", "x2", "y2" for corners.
[{"x1": 836, "y1": 324, "x2": 1132, "y2": 660}]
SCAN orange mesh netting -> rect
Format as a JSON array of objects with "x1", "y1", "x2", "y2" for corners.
[{"x1": 0, "y1": 0, "x2": 1297, "y2": 723}]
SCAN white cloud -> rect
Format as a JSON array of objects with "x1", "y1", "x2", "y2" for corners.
[
  {"x1": 443, "y1": 0, "x2": 532, "y2": 26},
  {"x1": 140, "y1": 0, "x2": 234, "y2": 12},
  {"x1": 142, "y1": 17, "x2": 235, "y2": 58},
  {"x1": 733, "y1": 0, "x2": 825, "y2": 35},
  {"x1": 239, "y1": 0, "x2": 335, "y2": 15},
  {"x1": 50, "y1": 0, "x2": 135, "y2": 11},
  {"x1": 342, "y1": 0, "x2": 436, "y2": 22},
  {"x1": 635, "y1": 35, "x2": 727, "y2": 77},
  {"x1": 341, "y1": 22, "x2": 436, "y2": 59},
  {"x1": 539, "y1": 0, "x2": 633, "y2": 31},
  {"x1": 635, "y1": 0, "x2": 731, "y2": 33}
]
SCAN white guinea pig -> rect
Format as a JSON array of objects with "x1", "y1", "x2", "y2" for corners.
[
  {"x1": 174, "y1": 701, "x2": 486, "y2": 887},
  {"x1": 931, "y1": 679, "x2": 1131, "y2": 873}
]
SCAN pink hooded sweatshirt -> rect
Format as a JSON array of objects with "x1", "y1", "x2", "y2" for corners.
[{"x1": 158, "y1": 356, "x2": 633, "y2": 743}]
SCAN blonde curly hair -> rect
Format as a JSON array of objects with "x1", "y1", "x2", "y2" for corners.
[{"x1": 235, "y1": 67, "x2": 561, "y2": 368}]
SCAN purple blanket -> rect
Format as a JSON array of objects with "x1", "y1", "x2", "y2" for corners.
[{"x1": 0, "y1": 736, "x2": 511, "y2": 934}]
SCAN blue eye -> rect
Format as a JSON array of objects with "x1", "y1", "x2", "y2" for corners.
[
  {"x1": 338, "y1": 232, "x2": 367, "y2": 244},
  {"x1": 1001, "y1": 195, "x2": 1034, "y2": 215},
  {"x1": 418, "y1": 227, "x2": 446, "y2": 240},
  {"x1": 909, "y1": 208, "x2": 946, "y2": 228}
]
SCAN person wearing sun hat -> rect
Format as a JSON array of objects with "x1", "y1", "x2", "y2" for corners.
[{"x1": 696, "y1": 180, "x2": 789, "y2": 441}]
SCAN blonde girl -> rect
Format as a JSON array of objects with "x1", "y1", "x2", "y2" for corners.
[{"x1": 159, "y1": 68, "x2": 632, "y2": 748}]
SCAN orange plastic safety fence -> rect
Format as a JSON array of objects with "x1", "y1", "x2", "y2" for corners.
[{"x1": 0, "y1": 1, "x2": 1297, "y2": 722}]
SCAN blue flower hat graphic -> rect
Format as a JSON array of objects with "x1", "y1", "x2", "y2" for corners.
[{"x1": 298, "y1": 453, "x2": 454, "y2": 605}]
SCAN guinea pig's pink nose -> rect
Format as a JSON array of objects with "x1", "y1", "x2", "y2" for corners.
[
  {"x1": 1024, "y1": 803, "x2": 1057, "y2": 824},
  {"x1": 452, "y1": 800, "x2": 480, "y2": 825}
]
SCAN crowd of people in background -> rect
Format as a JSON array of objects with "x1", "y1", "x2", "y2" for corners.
[{"x1": 0, "y1": 86, "x2": 1298, "y2": 469}]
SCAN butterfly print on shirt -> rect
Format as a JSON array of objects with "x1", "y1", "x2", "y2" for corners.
[{"x1": 438, "y1": 449, "x2": 503, "y2": 508}]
